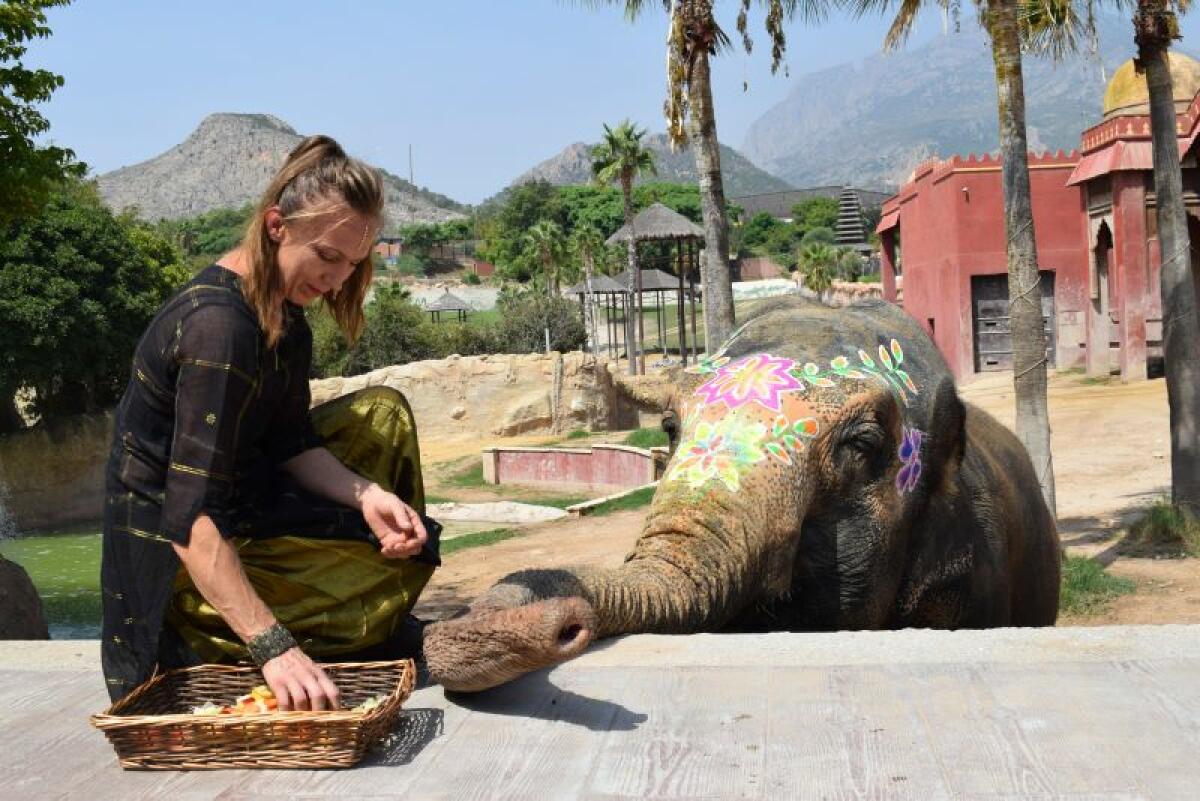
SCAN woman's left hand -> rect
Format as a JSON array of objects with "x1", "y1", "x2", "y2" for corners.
[{"x1": 361, "y1": 484, "x2": 427, "y2": 559}]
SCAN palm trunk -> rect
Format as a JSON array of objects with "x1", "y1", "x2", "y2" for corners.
[
  {"x1": 1138, "y1": 6, "x2": 1200, "y2": 514},
  {"x1": 686, "y1": 47, "x2": 736, "y2": 350},
  {"x1": 583, "y1": 251, "x2": 598, "y2": 356},
  {"x1": 622, "y1": 177, "x2": 642, "y2": 375},
  {"x1": 988, "y1": 1, "x2": 1057, "y2": 517}
]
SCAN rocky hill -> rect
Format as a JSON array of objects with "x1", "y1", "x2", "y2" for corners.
[
  {"x1": 96, "y1": 113, "x2": 466, "y2": 232},
  {"x1": 503, "y1": 133, "x2": 793, "y2": 198},
  {"x1": 741, "y1": 13, "x2": 1174, "y2": 191}
]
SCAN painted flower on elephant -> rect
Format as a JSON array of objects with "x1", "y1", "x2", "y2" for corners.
[
  {"x1": 667, "y1": 414, "x2": 768, "y2": 492},
  {"x1": 896, "y1": 426, "x2": 924, "y2": 493},
  {"x1": 694, "y1": 353, "x2": 804, "y2": 412}
]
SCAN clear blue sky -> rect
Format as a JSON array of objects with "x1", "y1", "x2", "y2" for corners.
[{"x1": 24, "y1": 1, "x2": 1200, "y2": 204}]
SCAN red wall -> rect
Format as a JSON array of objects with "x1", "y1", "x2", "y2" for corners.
[
  {"x1": 887, "y1": 153, "x2": 1090, "y2": 378},
  {"x1": 490, "y1": 445, "x2": 655, "y2": 490}
]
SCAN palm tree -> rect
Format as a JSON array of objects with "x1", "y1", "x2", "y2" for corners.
[
  {"x1": 592, "y1": 119, "x2": 657, "y2": 374},
  {"x1": 1135, "y1": 2, "x2": 1200, "y2": 517},
  {"x1": 524, "y1": 220, "x2": 567, "y2": 299},
  {"x1": 854, "y1": 0, "x2": 1057, "y2": 517},
  {"x1": 798, "y1": 242, "x2": 837, "y2": 293},
  {"x1": 1026, "y1": 0, "x2": 1200, "y2": 516},
  {"x1": 583, "y1": 1, "x2": 815, "y2": 351},
  {"x1": 573, "y1": 224, "x2": 606, "y2": 355}
]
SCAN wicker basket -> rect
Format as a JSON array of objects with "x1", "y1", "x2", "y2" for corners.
[{"x1": 90, "y1": 660, "x2": 415, "y2": 770}]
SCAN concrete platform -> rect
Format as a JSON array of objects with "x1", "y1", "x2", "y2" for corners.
[{"x1": 3, "y1": 625, "x2": 1200, "y2": 799}]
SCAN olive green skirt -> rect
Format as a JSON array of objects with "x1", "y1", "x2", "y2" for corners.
[{"x1": 166, "y1": 387, "x2": 435, "y2": 663}]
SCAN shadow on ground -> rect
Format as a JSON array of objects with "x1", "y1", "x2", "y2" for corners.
[{"x1": 446, "y1": 671, "x2": 647, "y2": 732}]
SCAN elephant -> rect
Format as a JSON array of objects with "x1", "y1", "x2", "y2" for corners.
[{"x1": 421, "y1": 296, "x2": 1061, "y2": 692}]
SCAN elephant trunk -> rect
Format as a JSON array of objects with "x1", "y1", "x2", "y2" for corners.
[{"x1": 424, "y1": 496, "x2": 778, "y2": 692}]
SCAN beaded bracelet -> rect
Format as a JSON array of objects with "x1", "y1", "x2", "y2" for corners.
[{"x1": 246, "y1": 623, "x2": 298, "y2": 667}]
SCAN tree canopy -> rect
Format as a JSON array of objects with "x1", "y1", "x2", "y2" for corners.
[
  {"x1": 0, "y1": 0, "x2": 84, "y2": 223},
  {"x1": 0, "y1": 180, "x2": 189, "y2": 426}
]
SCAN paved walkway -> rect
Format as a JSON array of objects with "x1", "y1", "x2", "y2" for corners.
[{"x1": 3, "y1": 626, "x2": 1199, "y2": 799}]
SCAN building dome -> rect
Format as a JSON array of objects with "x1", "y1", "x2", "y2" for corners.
[{"x1": 1103, "y1": 52, "x2": 1200, "y2": 118}]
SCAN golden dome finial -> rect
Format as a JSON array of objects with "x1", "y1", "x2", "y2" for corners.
[{"x1": 1103, "y1": 52, "x2": 1200, "y2": 118}]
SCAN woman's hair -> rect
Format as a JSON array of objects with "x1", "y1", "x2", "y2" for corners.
[{"x1": 240, "y1": 134, "x2": 384, "y2": 347}]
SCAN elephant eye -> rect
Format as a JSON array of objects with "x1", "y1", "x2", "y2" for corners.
[{"x1": 836, "y1": 421, "x2": 889, "y2": 482}]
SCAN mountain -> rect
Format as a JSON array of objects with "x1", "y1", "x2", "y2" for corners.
[
  {"x1": 741, "y1": 13, "x2": 1170, "y2": 191},
  {"x1": 96, "y1": 113, "x2": 466, "y2": 232},
  {"x1": 503, "y1": 133, "x2": 793, "y2": 199}
]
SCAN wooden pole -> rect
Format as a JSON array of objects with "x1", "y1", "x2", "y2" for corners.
[
  {"x1": 677, "y1": 237, "x2": 688, "y2": 366},
  {"x1": 689, "y1": 239, "x2": 699, "y2": 359}
]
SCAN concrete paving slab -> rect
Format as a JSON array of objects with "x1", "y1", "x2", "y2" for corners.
[{"x1": 2, "y1": 626, "x2": 1198, "y2": 799}]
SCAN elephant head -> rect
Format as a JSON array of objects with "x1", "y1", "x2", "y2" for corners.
[{"x1": 424, "y1": 297, "x2": 971, "y2": 691}]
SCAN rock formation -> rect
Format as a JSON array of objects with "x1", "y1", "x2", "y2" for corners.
[
  {"x1": 0, "y1": 557, "x2": 49, "y2": 639},
  {"x1": 96, "y1": 113, "x2": 465, "y2": 232}
]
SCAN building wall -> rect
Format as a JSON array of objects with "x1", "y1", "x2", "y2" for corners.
[{"x1": 888, "y1": 153, "x2": 1089, "y2": 378}]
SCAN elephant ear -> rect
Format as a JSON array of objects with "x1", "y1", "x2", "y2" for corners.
[{"x1": 923, "y1": 376, "x2": 966, "y2": 495}]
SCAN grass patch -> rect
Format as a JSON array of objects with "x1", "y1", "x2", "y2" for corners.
[
  {"x1": 623, "y1": 427, "x2": 669, "y2": 448},
  {"x1": 444, "y1": 461, "x2": 487, "y2": 489},
  {"x1": 1080, "y1": 375, "x2": 1112, "y2": 386},
  {"x1": 589, "y1": 485, "x2": 656, "y2": 516},
  {"x1": 1121, "y1": 498, "x2": 1200, "y2": 557},
  {"x1": 1059, "y1": 556, "x2": 1137, "y2": 617},
  {"x1": 441, "y1": 527, "x2": 524, "y2": 555},
  {"x1": 565, "y1": 429, "x2": 592, "y2": 440}
]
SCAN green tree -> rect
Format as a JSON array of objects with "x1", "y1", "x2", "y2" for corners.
[
  {"x1": 494, "y1": 287, "x2": 587, "y2": 354},
  {"x1": 791, "y1": 196, "x2": 839, "y2": 232},
  {"x1": 856, "y1": 0, "x2": 1057, "y2": 516},
  {"x1": 592, "y1": 119, "x2": 658, "y2": 374},
  {"x1": 740, "y1": 211, "x2": 785, "y2": 251},
  {"x1": 0, "y1": 181, "x2": 188, "y2": 428},
  {"x1": 585, "y1": 1, "x2": 814, "y2": 350},
  {"x1": 341, "y1": 284, "x2": 438, "y2": 375},
  {"x1": 524, "y1": 219, "x2": 569, "y2": 297},
  {"x1": 799, "y1": 226, "x2": 835, "y2": 247},
  {"x1": 0, "y1": 0, "x2": 83, "y2": 223},
  {"x1": 572, "y1": 224, "x2": 607, "y2": 351},
  {"x1": 798, "y1": 242, "x2": 837, "y2": 293}
]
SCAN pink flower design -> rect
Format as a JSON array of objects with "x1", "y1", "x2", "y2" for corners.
[{"x1": 694, "y1": 354, "x2": 805, "y2": 412}]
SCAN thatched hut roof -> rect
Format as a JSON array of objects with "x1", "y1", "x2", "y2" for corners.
[
  {"x1": 610, "y1": 268, "x2": 683, "y2": 292},
  {"x1": 564, "y1": 274, "x2": 628, "y2": 295},
  {"x1": 423, "y1": 291, "x2": 473, "y2": 313},
  {"x1": 605, "y1": 203, "x2": 704, "y2": 245}
]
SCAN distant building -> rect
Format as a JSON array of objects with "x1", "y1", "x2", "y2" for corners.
[
  {"x1": 732, "y1": 185, "x2": 890, "y2": 253},
  {"x1": 876, "y1": 53, "x2": 1200, "y2": 381}
]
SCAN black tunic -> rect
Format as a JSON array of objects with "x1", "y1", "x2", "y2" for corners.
[{"x1": 100, "y1": 264, "x2": 337, "y2": 700}]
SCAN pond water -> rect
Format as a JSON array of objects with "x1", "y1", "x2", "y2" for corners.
[
  {"x1": 0, "y1": 528, "x2": 102, "y2": 639},
  {"x1": 0, "y1": 519, "x2": 504, "y2": 640}
]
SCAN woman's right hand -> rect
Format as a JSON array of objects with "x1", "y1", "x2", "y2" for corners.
[{"x1": 261, "y1": 647, "x2": 341, "y2": 711}]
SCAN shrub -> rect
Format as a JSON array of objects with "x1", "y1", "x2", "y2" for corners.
[
  {"x1": 493, "y1": 287, "x2": 586, "y2": 353},
  {"x1": 799, "y1": 226, "x2": 835, "y2": 247},
  {"x1": 1122, "y1": 499, "x2": 1200, "y2": 556},
  {"x1": 623, "y1": 427, "x2": 668, "y2": 448},
  {"x1": 464, "y1": 271, "x2": 482, "y2": 285}
]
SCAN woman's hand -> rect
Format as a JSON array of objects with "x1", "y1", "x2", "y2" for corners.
[
  {"x1": 261, "y1": 646, "x2": 341, "y2": 711},
  {"x1": 361, "y1": 483, "x2": 427, "y2": 559}
]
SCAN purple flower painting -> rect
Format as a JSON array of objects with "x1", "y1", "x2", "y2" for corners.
[{"x1": 896, "y1": 426, "x2": 924, "y2": 494}]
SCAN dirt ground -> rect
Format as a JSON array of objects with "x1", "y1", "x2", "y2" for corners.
[{"x1": 415, "y1": 369, "x2": 1195, "y2": 626}]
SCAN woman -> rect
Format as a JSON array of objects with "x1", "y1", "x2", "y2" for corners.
[{"x1": 100, "y1": 136, "x2": 438, "y2": 710}]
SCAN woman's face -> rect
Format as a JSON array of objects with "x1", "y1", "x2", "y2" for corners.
[{"x1": 267, "y1": 205, "x2": 375, "y2": 306}]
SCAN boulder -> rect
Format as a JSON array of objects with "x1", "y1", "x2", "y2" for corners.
[{"x1": 0, "y1": 556, "x2": 49, "y2": 639}]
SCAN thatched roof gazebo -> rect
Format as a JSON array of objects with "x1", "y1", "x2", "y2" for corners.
[
  {"x1": 424, "y1": 291, "x2": 473, "y2": 323},
  {"x1": 565, "y1": 275, "x2": 629, "y2": 359},
  {"x1": 605, "y1": 203, "x2": 704, "y2": 368}
]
